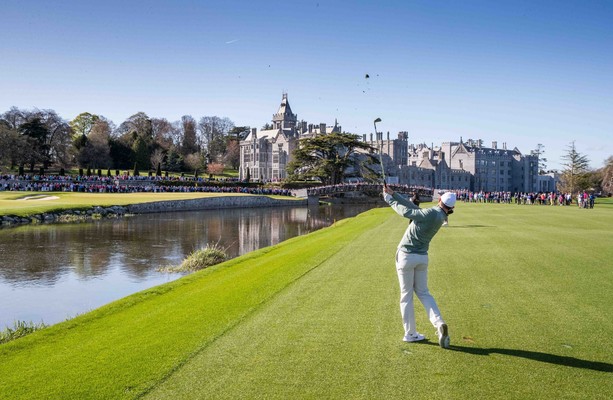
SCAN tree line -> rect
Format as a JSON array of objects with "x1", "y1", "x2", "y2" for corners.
[
  {"x1": 1, "y1": 106, "x2": 611, "y2": 195},
  {"x1": 0, "y1": 107, "x2": 249, "y2": 176}
]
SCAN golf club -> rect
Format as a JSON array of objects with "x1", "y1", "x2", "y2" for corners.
[{"x1": 374, "y1": 118, "x2": 386, "y2": 186}]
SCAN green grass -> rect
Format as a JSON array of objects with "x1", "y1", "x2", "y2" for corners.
[
  {"x1": 0, "y1": 203, "x2": 611, "y2": 399},
  {"x1": 0, "y1": 191, "x2": 297, "y2": 217}
]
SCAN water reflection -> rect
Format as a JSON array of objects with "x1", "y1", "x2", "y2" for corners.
[{"x1": 0, "y1": 204, "x2": 373, "y2": 327}]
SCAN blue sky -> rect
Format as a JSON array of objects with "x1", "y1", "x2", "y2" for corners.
[{"x1": 1, "y1": 0, "x2": 612, "y2": 169}]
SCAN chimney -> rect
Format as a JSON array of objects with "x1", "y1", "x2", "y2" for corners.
[
  {"x1": 503, "y1": 142, "x2": 507, "y2": 150},
  {"x1": 370, "y1": 133, "x2": 373, "y2": 142},
  {"x1": 387, "y1": 131, "x2": 390, "y2": 140},
  {"x1": 308, "y1": 124, "x2": 313, "y2": 133},
  {"x1": 492, "y1": 141, "x2": 497, "y2": 149},
  {"x1": 363, "y1": 134, "x2": 366, "y2": 142},
  {"x1": 320, "y1": 123, "x2": 326, "y2": 134},
  {"x1": 251, "y1": 127, "x2": 257, "y2": 139}
]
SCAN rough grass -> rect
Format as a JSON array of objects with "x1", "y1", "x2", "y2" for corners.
[
  {"x1": 0, "y1": 321, "x2": 48, "y2": 345},
  {"x1": 0, "y1": 203, "x2": 611, "y2": 399},
  {"x1": 159, "y1": 244, "x2": 229, "y2": 272}
]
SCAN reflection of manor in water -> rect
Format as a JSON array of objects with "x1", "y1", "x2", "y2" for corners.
[{"x1": 236, "y1": 206, "x2": 357, "y2": 255}]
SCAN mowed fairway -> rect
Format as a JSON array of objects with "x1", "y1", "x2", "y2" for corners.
[{"x1": 1, "y1": 201, "x2": 611, "y2": 399}]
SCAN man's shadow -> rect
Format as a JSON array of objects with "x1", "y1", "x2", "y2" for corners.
[{"x1": 441, "y1": 343, "x2": 613, "y2": 372}]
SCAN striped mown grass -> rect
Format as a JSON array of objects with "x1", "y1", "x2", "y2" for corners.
[{"x1": 0, "y1": 201, "x2": 611, "y2": 399}]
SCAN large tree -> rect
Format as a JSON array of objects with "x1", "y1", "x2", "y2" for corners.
[
  {"x1": 1, "y1": 107, "x2": 28, "y2": 130},
  {"x1": 76, "y1": 118, "x2": 112, "y2": 169},
  {"x1": 20, "y1": 117, "x2": 49, "y2": 171},
  {"x1": 151, "y1": 117, "x2": 175, "y2": 151},
  {"x1": 38, "y1": 109, "x2": 72, "y2": 168},
  {"x1": 70, "y1": 112, "x2": 99, "y2": 139},
  {"x1": 559, "y1": 141, "x2": 590, "y2": 193},
  {"x1": 286, "y1": 132, "x2": 376, "y2": 185},
  {"x1": 180, "y1": 115, "x2": 199, "y2": 156},
  {"x1": 0, "y1": 121, "x2": 28, "y2": 168},
  {"x1": 116, "y1": 112, "x2": 153, "y2": 143},
  {"x1": 198, "y1": 116, "x2": 234, "y2": 162}
]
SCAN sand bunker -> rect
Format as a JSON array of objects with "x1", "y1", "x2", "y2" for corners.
[{"x1": 20, "y1": 195, "x2": 60, "y2": 201}]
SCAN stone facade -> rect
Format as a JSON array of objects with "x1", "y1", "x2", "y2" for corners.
[
  {"x1": 239, "y1": 94, "x2": 539, "y2": 192},
  {"x1": 364, "y1": 137, "x2": 538, "y2": 192},
  {"x1": 239, "y1": 94, "x2": 341, "y2": 182}
]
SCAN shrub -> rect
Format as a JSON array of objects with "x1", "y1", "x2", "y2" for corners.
[
  {"x1": 0, "y1": 321, "x2": 48, "y2": 345},
  {"x1": 159, "y1": 244, "x2": 228, "y2": 273}
]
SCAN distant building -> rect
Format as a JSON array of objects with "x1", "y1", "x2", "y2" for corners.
[
  {"x1": 376, "y1": 138, "x2": 539, "y2": 192},
  {"x1": 537, "y1": 171, "x2": 560, "y2": 192},
  {"x1": 240, "y1": 94, "x2": 539, "y2": 192},
  {"x1": 239, "y1": 93, "x2": 341, "y2": 181}
]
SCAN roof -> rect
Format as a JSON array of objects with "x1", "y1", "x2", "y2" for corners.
[{"x1": 243, "y1": 128, "x2": 280, "y2": 142}]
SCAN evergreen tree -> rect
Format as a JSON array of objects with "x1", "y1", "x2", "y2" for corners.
[
  {"x1": 560, "y1": 141, "x2": 590, "y2": 193},
  {"x1": 132, "y1": 137, "x2": 150, "y2": 170},
  {"x1": 286, "y1": 133, "x2": 377, "y2": 185}
]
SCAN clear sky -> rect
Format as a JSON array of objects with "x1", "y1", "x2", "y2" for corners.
[{"x1": 1, "y1": 0, "x2": 611, "y2": 169}]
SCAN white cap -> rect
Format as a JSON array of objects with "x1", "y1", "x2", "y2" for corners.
[{"x1": 441, "y1": 192, "x2": 456, "y2": 208}]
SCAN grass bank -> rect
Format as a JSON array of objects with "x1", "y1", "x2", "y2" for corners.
[
  {"x1": 0, "y1": 191, "x2": 299, "y2": 217},
  {"x1": 1, "y1": 202, "x2": 612, "y2": 399}
]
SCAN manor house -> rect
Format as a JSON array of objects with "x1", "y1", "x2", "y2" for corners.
[
  {"x1": 240, "y1": 94, "x2": 539, "y2": 192},
  {"x1": 367, "y1": 135, "x2": 539, "y2": 193},
  {"x1": 239, "y1": 94, "x2": 341, "y2": 182}
]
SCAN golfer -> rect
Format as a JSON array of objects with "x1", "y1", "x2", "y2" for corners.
[{"x1": 383, "y1": 186, "x2": 456, "y2": 348}]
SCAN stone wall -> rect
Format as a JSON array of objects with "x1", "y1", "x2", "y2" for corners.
[
  {"x1": 126, "y1": 196, "x2": 305, "y2": 213},
  {"x1": 0, "y1": 196, "x2": 307, "y2": 228}
]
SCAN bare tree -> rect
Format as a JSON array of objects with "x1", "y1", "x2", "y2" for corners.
[
  {"x1": 184, "y1": 153, "x2": 203, "y2": 174},
  {"x1": 37, "y1": 109, "x2": 72, "y2": 168},
  {"x1": 1, "y1": 107, "x2": 28, "y2": 129},
  {"x1": 150, "y1": 149, "x2": 165, "y2": 172},
  {"x1": 224, "y1": 139, "x2": 240, "y2": 170},
  {"x1": 151, "y1": 117, "x2": 175, "y2": 151}
]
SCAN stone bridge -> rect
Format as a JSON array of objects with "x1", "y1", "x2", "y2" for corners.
[{"x1": 294, "y1": 184, "x2": 433, "y2": 205}]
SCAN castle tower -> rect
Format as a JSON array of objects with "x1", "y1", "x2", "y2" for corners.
[{"x1": 272, "y1": 93, "x2": 297, "y2": 132}]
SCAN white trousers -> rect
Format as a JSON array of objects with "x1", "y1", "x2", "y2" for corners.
[{"x1": 395, "y1": 250, "x2": 444, "y2": 336}]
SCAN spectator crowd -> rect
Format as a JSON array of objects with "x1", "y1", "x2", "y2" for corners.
[
  {"x1": 449, "y1": 190, "x2": 596, "y2": 208},
  {"x1": 0, "y1": 174, "x2": 294, "y2": 197}
]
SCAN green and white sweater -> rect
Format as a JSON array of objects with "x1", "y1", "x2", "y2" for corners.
[{"x1": 384, "y1": 192, "x2": 447, "y2": 255}]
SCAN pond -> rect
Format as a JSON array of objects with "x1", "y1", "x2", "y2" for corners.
[{"x1": 0, "y1": 204, "x2": 375, "y2": 328}]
